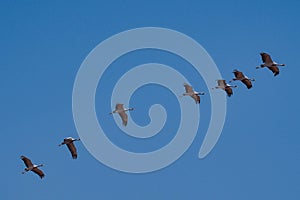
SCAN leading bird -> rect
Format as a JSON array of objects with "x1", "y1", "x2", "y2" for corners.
[
  {"x1": 20, "y1": 155, "x2": 45, "y2": 179},
  {"x1": 256, "y1": 52, "x2": 285, "y2": 76}
]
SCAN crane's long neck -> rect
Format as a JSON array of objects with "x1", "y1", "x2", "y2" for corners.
[
  {"x1": 256, "y1": 64, "x2": 265, "y2": 69},
  {"x1": 229, "y1": 85, "x2": 237, "y2": 88},
  {"x1": 214, "y1": 86, "x2": 224, "y2": 90},
  {"x1": 58, "y1": 142, "x2": 65, "y2": 146}
]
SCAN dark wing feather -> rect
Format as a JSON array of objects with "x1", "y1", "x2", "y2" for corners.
[
  {"x1": 32, "y1": 167, "x2": 45, "y2": 179},
  {"x1": 119, "y1": 111, "x2": 128, "y2": 126},
  {"x1": 268, "y1": 66, "x2": 279, "y2": 76},
  {"x1": 225, "y1": 86, "x2": 233, "y2": 97},
  {"x1": 184, "y1": 84, "x2": 194, "y2": 93},
  {"x1": 217, "y1": 80, "x2": 226, "y2": 87},
  {"x1": 260, "y1": 53, "x2": 273, "y2": 64},
  {"x1": 241, "y1": 79, "x2": 252, "y2": 89},
  {"x1": 66, "y1": 142, "x2": 78, "y2": 159},
  {"x1": 116, "y1": 104, "x2": 124, "y2": 110},
  {"x1": 233, "y1": 70, "x2": 244, "y2": 79},
  {"x1": 21, "y1": 156, "x2": 33, "y2": 168},
  {"x1": 191, "y1": 94, "x2": 200, "y2": 104}
]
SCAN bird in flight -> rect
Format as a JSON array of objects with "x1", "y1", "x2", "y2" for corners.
[
  {"x1": 256, "y1": 52, "x2": 285, "y2": 76},
  {"x1": 230, "y1": 69, "x2": 255, "y2": 89},
  {"x1": 110, "y1": 103, "x2": 134, "y2": 126},
  {"x1": 59, "y1": 137, "x2": 81, "y2": 159},
  {"x1": 20, "y1": 155, "x2": 45, "y2": 179},
  {"x1": 213, "y1": 79, "x2": 237, "y2": 97},
  {"x1": 182, "y1": 83, "x2": 205, "y2": 104}
]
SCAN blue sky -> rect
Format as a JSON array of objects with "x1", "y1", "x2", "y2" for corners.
[{"x1": 1, "y1": 0, "x2": 299, "y2": 199}]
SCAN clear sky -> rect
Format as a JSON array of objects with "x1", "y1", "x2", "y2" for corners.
[{"x1": 1, "y1": 0, "x2": 299, "y2": 199}]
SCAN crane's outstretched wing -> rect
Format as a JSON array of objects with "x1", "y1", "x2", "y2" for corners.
[
  {"x1": 116, "y1": 104, "x2": 124, "y2": 110},
  {"x1": 225, "y1": 87, "x2": 233, "y2": 97},
  {"x1": 32, "y1": 167, "x2": 45, "y2": 179},
  {"x1": 21, "y1": 156, "x2": 33, "y2": 168},
  {"x1": 233, "y1": 70, "x2": 245, "y2": 79},
  {"x1": 66, "y1": 142, "x2": 78, "y2": 159},
  {"x1": 260, "y1": 53, "x2": 273, "y2": 64},
  {"x1": 118, "y1": 111, "x2": 128, "y2": 126},
  {"x1": 268, "y1": 66, "x2": 279, "y2": 76},
  {"x1": 191, "y1": 94, "x2": 200, "y2": 104},
  {"x1": 184, "y1": 83, "x2": 194, "y2": 93},
  {"x1": 217, "y1": 80, "x2": 227, "y2": 87},
  {"x1": 241, "y1": 79, "x2": 252, "y2": 89}
]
